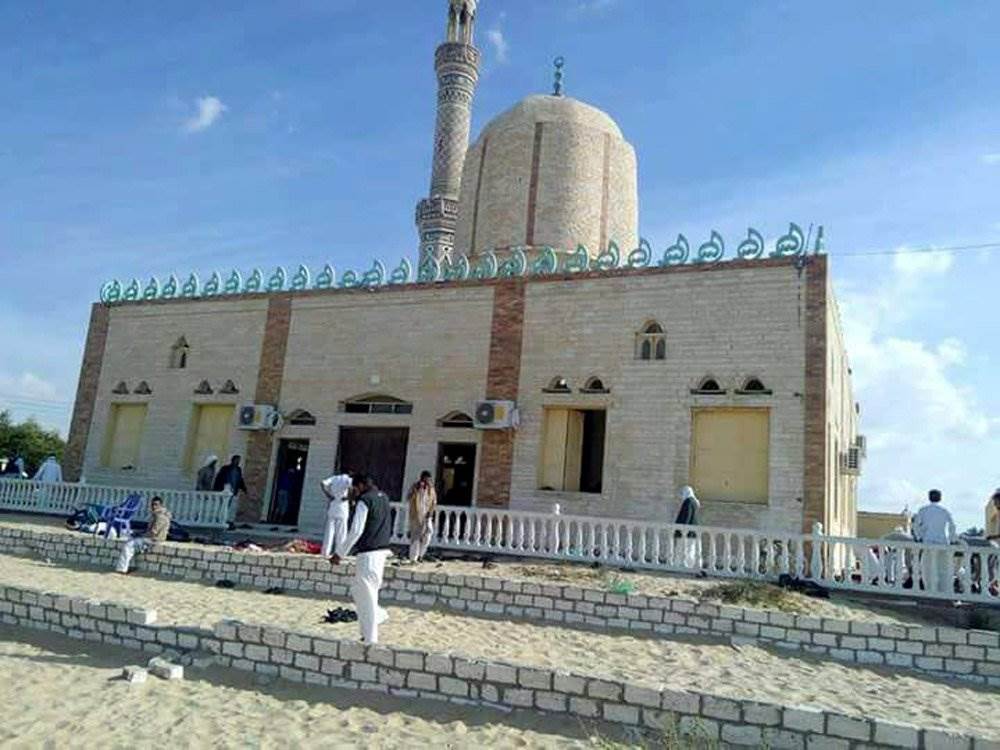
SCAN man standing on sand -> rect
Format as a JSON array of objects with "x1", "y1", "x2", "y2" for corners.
[
  {"x1": 912, "y1": 489, "x2": 958, "y2": 592},
  {"x1": 330, "y1": 475, "x2": 392, "y2": 643},
  {"x1": 320, "y1": 471, "x2": 353, "y2": 558},
  {"x1": 114, "y1": 496, "x2": 171, "y2": 574},
  {"x1": 213, "y1": 455, "x2": 247, "y2": 521},
  {"x1": 407, "y1": 470, "x2": 437, "y2": 563}
]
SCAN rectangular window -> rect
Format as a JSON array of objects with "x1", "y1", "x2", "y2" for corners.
[
  {"x1": 690, "y1": 408, "x2": 769, "y2": 504},
  {"x1": 185, "y1": 404, "x2": 235, "y2": 471},
  {"x1": 538, "y1": 408, "x2": 606, "y2": 493},
  {"x1": 101, "y1": 404, "x2": 148, "y2": 469}
]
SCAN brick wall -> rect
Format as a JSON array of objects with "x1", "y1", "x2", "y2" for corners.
[
  {"x1": 64, "y1": 304, "x2": 110, "y2": 481},
  {"x1": 477, "y1": 280, "x2": 526, "y2": 507},
  {"x1": 241, "y1": 294, "x2": 293, "y2": 521}
]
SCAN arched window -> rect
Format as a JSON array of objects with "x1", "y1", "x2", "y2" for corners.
[
  {"x1": 342, "y1": 394, "x2": 413, "y2": 415},
  {"x1": 636, "y1": 321, "x2": 666, "y2": 361},
  {"x1": 288, "y1": 409, "x2": 317, "y2": 426},
  {"x1": 169, "y1": 337, "x2": 189, "y2": 369},
  {"x1": 543, "y1": 376, "x2": 571, "y2": 394},
  {"x1": 738, "y1": 377, "x2": 771, "y2": 395},
  {"x1": 438, "y1": 411, "x2": 474, "y2": 428},
  {"x1": 692, "y1": 376, "x2": 725, "y2": 395},
  {"x1": 581, "y1": 376, "x2": 610, "y2": 394}
]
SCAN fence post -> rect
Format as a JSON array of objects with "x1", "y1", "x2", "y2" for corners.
[{"x1": 810, "y1": 522, "x2": 824, "y2": 580}]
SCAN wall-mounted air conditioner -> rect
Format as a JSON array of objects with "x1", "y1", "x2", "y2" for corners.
[
  {"x1": 237, "y1": 404, "x2": 282, "y2": 431},
  {"x1": 473, "y1": 400, "x2": 518, "y2": 430}
]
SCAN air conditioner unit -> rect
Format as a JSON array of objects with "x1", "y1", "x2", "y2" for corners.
[
  {"x1": 473, "y1": 400, "x2": 518, "y2": 430},
  {"x1": 841, "y1": 447, "x2": 862, "y2": 475},
  {"x1": 237, "y1": 404, "x2": 282, "y2": 431},
  {"x1": 854, "y1": 434, "x2": 867, "y2": 458}
]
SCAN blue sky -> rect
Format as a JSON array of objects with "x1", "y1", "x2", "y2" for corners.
[{"x1": 1, "y1": 0, "x2": 998, "y2": 528}]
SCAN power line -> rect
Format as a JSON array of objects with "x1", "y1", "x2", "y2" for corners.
[{"x1": 836, "y1": 241, "x2": 1000, "y2": 258}]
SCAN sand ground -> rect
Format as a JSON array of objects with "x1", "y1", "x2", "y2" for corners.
[
  {"x1": 2, "y1": 553, "x2": 998, "y2": 739},
  {"x1": 0, "y1": 626, "x2": 615, "y2": 749}
]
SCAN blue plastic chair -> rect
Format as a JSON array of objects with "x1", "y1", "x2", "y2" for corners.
[{"x1": 95, "y1": 493, "x2": 143, "y2": 539}]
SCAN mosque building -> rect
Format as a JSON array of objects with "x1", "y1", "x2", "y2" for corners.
[{"x1": 64, "y1": 0, "x2": 861, "y2": 537}]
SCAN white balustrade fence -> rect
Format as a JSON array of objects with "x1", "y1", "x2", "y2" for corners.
[
  {"x1": 389, "y1": 503, "x2": 1000, "y2": 605},
  {"x1": 0, "y1": 479, "x2": 233, "y2": 529}
]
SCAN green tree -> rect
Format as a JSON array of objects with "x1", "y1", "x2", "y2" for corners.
[{"x1": 0, "y1": 410, "x2": 67, "y2": 477}]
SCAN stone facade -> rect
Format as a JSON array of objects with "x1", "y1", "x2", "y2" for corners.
[{"x1": 72, "y1": 259, "x2": 856, "y2": 535}]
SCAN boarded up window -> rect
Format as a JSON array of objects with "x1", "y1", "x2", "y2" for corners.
[
  {"x1": 185, "y1": 404, "x2": 235, "y2": 471},
  {"x1": 538, "y1": 408, "x2": 606, "y2": 493},
  {"x1": 101, "y1": 404, "x2": 148, "y2": 469},
  {"x1": 690, "y1": 408, "x2": 769, "y2": 504}
]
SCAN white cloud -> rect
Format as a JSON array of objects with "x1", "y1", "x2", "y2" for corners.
[
  {"x1": 981, "y1": 153, "x2": 1000, "y2": 165},
  {"x1": 0, "y1": 372, "x2": 60, "y2": 402},
  {"x1": 183, "y1": 96, "x2": 227, "y2": 134},
  {"x1": 839, "y1": 250, "x2": 997, "y2": 524},
  {"x1": 485, "y1": 14, "x2": 509, "y2": 64},
  {"x1": 573, "y1": 0, "x2": 619, "y2": 13}
]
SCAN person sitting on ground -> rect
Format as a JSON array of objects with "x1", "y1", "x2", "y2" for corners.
[
  {"x1": 196, "y1": 454, "x2": 218, "y2": 491},
  {"x1": 113, "y1": 496, "x2": 171, "y2": 574},
  {"x1": 407, "y1": 470, "x2": 437, "y2": 563}
]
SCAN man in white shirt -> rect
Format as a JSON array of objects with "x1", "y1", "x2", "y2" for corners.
[
  {"x1": 912, "y1": 489, "x2": 958, "y2": 593},
  {"x1": 330, "y1": 475, "x2": 392, "y2": 643},
  {"x1": 319, "y1": 472, "x2": 352, "y2": 558}
]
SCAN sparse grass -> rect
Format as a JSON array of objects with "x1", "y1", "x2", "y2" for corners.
[{"x1": 701, "y1": 580, "x2": 804, "y2": 613}]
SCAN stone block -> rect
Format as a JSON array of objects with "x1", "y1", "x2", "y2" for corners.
[
  {"x1": 805, "y1": 736, "x2": 849, "y2": 750},
  {"x1": 744, "y1": 702, "x2": 781, "y2": 726},
  {"x1": 244, "y1": 645, "x2": 269, "y2": 662},
  {"x1": 148, "y1": 658, "x2": 183, "y2": 681},
  {"x1": 826, "y1": 714, "x2": 870, "y2": 741},
  {"x1": 553, "y1": 672, "x2": 586, "y2": 695},
  {"x1": 679, "y1": 716, "x2": 720, "y2": 741},
  {"x1": 486, "y1": 663, "x2": 517, "y2": 684},
  {"x1": 872, "y1": 719, "x2": 920, "y2": 748},
  {"x1": 923, "y1": 729, "x2": 972, "y2": 750},
  {"x1": 568, "y1": 697, "x2": 599, "y2": 717},
  {"x1": 623, "y1": 684, "x2": 661, "y2": 708},
  {"x1": 603, "y1": 704, "x2": 640, "y2": 725},
  {"x1": 294, "y1": 653, "x2": 320, "y2": 672},
  {"x1": 286, "y1": 634, "x2": 312, "y2": 652},
  {"x1": 535, "y1": 691, "x2": 567, "y2": 712},
  {"x1": 407, "y1": 672, "x2": 436, "y2": 691},
  {"x1": 702, "y1": 695, "x2": 740, "y2": 721},
  {"x1": 518, "y1": 668, "x2": 551, "y2": 690},
  {"x1": 122, "y1": 666, "x2": 147, "y2": 684},
  {"x1": 783, "y1": 706, "x2": 825, "y2": 733},
  {"x1": 439, "y1": 677, "x2": 468, "y2": 697},
  {"x1": 503, "y1": 688, "x2": 534, "y2": 707},
  {"x1": 722, "y1": 723, "x2": 763, "y2": 746},
  {"x1": 587, "y1": 679, "x2": 622, "y2": 701}
]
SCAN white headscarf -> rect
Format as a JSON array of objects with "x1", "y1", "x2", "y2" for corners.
[
  {"x1": 321, "y1": 473, "x2": 352, "y2": 501},
  {"x1": 202, "y1": 454, "x2": 218, "y2": 469},
  {"x1": 679, "y1": 485, "x2": 700, "y2": 506}
]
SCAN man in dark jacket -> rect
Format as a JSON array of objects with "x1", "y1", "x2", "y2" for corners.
[
  {"x1": 213, "y1": 455, "x2": 247, "y2": 520},
  {"x1": 331, "y1": 474, "x2": 392, "y2": 643}
]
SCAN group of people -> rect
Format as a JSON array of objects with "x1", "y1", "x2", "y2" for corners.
[
  {"x1": 318, "y1": 469, "x2": 438, "y2": 643},
  {"x1": 1, "y1": 454, "x2": 62, "y2": 482}
]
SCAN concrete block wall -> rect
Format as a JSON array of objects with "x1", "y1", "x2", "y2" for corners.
[
  {"x1": 6, "y1": 578, "x2": 985, "y2": 749},
  {"x1": 2, "y1": 524, "x2": 997, "y2": 688}
]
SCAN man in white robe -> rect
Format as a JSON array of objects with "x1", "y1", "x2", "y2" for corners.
[
  {"x1": 331, "y1": 475, "x2": 392, "y2": 643},
  {"x1": 320, "y1": 472, "x2": 352, "y2": 558},
  {"x1": 912, "y1": 489, "x2": 958, "y2": 593}
]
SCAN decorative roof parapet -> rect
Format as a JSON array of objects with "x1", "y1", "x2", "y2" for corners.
[{"x1": 98, "y1": 222, "x2": 825, "y2": 303}]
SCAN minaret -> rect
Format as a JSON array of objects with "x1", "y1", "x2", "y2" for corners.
[{"x1": 415, "y1": 0, "x2": 481, "y2": 265}]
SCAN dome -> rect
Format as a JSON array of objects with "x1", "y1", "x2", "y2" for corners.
[
  {"x1": 479, "y1": 94, "x2": 624, "y2": 141},
  {"x1": 453, "y1": 94, "x2": 638, "y2": 259}
]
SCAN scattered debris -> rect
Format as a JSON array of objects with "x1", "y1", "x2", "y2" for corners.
[
  {"x1": 122, "y1": 666, "x2": 147, "y2": 684},
  {"x1": 323, "y1": 607, "x2": 358, "y2": 624},
  {"x1": 703, "y1": 580, "x2": 804, "y2": 613},
  {"x1": 263, "y1": 586, "x2": 284, "y2": 595},
  {"x1": 147, "y1": 657, "x2": 184, "y2": 681},
  {"x1": 215, "y1": 579, "x2": 236, "y2": 589}
]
